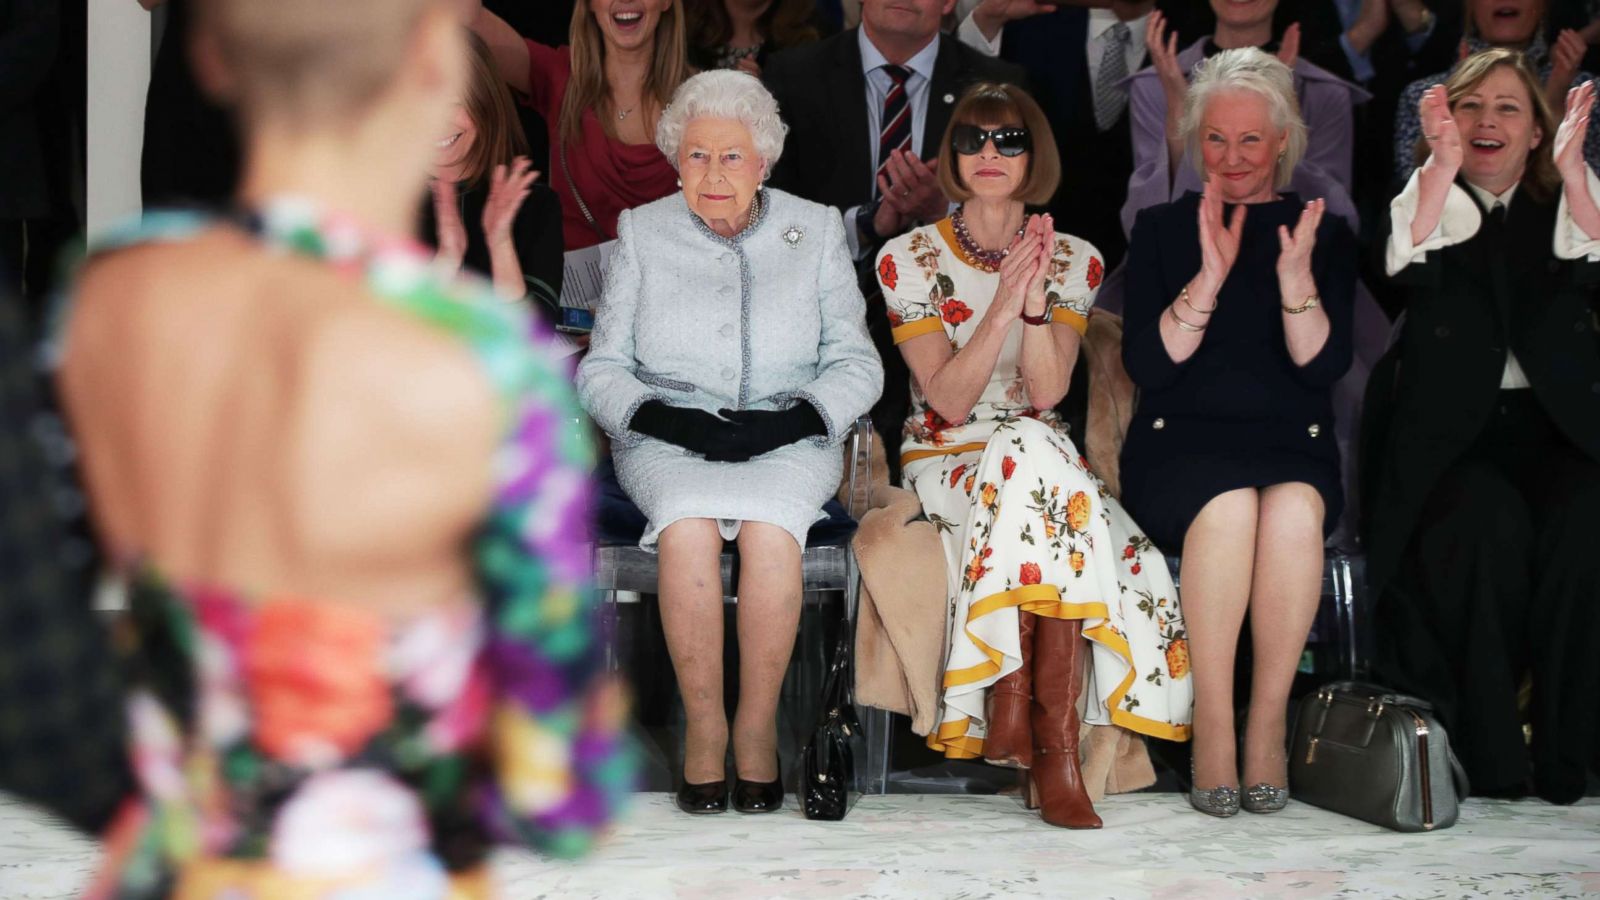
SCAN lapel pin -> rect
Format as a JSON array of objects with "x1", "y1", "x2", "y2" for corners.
[
  {"x1": 783, "y1": 225, "x2": 805, "y2": 247},
  {"x1": 943, "y1": 93, "x2": 955, "y2": 104}
]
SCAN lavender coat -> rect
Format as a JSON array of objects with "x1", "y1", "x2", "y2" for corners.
[{"x1": 1120, "y1": 39, "x2": 1370, "y2": 237}]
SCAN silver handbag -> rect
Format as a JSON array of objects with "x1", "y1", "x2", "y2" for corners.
[{"x1": 1289, "y1": 681, "x2": 1471, "y2": 832}]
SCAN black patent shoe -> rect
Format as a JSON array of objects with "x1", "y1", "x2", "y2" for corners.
[
  {"x1": 732, "y1": 775, "x2": 784, "y2": 814},
  {"x1": 676, "y1": 778, "x2": 729, "y2": 815}
]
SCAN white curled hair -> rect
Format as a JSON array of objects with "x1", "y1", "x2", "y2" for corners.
[
  {"x1": 1181, "y1": 47, "x2": 1308, "y2": 189},
  {"x1": 655, "y1": 70, "x2": 788, "y2": 180}
]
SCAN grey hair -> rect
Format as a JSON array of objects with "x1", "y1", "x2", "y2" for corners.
[
  {"x1": 1180, "y1": 47, "x2": 1307, "y2": 190},
  {"x1": 655, "y1": 70, "x2": 788, "y2": 180}
]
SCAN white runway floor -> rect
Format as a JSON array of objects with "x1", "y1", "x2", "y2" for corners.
[{"x1": 4, "y1": 791, "x2": 1598, "y2": 899}]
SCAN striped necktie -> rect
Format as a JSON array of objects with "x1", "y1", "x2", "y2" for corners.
[
  {"x1": 877, "y1": 64, "x2": 913, "y2": 196},
  {"x1": 1094, "y1": 22, "x2": 1132, "y2": 132}
]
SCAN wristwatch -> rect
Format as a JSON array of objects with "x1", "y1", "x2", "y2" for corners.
[{"x1": 856, "y1": 200, "x2": 883, "y2": 246}]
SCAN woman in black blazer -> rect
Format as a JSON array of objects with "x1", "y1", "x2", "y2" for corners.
[{"x1": 1366, "y1": 49, "x2": 1600, "y2": 803}]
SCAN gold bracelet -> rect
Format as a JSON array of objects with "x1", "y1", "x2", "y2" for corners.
[
  {"x1": 1169, "y1": 305, "x2": 1208, "y2": 332},
  {"x1": 1282, "y1": 294, "x2": 1321, "y2": 315},
  {"x1": 1180, "y1": 282, "x2": 1217, "y2": 315}
]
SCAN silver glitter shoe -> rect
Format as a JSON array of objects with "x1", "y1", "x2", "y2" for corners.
[
  {"x1": 1241, "y1": 783, "x2": 1290, "y2": 813},
  {"x1": 1188, "y1": 763, "x2": 1240, "y2": 818}
]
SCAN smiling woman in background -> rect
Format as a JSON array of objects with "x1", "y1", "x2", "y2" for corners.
[
  {"x1": 465, "y1": 0, "x2": 688, "y2": 250},
  {"x1": 421, "y1": 32, "x2": 565, "y2": 316}
]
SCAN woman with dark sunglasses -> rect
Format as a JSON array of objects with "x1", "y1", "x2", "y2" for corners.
[{"x1": 873, "y1": 82, "x2": 1193, "y2": 831}]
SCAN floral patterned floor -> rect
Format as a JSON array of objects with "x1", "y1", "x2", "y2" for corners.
[{"x1": 4, "y1": 791, "x2": 1597, "y2": 899}]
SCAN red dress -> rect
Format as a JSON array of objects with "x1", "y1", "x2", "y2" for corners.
[{"x1": 526, "y1": 41, "x2": 680, "y2": 250}]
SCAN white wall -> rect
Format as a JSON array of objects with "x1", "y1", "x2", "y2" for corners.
[{"x1": 86, "y1": 0, "x2": 151, "y2": 240}]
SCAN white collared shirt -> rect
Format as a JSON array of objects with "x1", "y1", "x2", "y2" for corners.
[{"x1": 1383, "y1": 170, "x2": 1600, "y2": 389}]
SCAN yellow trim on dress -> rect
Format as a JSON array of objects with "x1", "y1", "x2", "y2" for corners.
[
  {"x1": 1051, "y1": 306, "x2": 1089, "y2": 335},
  {"x1": 928, "y1": 581, "x2": 1192, "y2": 757},
  {"x1": 891, "y1": 316, "x2": 947, "y2": 344},
  {"x1": 900, "y1": 442, "x2": 989, "y2": 466}
]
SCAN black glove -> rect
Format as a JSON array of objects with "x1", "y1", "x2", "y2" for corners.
[
  {"x1": 702, "y1": 404, "x2": 827, "y2": 463},
  {"x1": 628, "y1": 400, "x2": 732, "y2": 455}
]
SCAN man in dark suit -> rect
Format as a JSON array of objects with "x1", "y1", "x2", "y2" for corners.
[
  {"x1": 764, "y1": 0, "x2": 1026, "y2": 264},
  {"x1": 957, "y1": 0, "x2": 1155, "y2": 271}
]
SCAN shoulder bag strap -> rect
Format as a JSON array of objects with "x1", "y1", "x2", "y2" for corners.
[{"x1": 558, "y1": 139, "x2": 613, "y2": 243}]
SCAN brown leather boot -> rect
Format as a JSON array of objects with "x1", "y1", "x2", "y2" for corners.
[
  {"x1": 1028, "y1": 616, "x2": 1102, "y2": 829},
  {"x1": 984, "y1": 611, "x2": 1035, "y2": 768}
]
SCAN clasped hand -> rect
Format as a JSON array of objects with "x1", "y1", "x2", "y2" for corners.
[
  {"x1": 992, "y1": 213, "x2": 1056, "y2": 323},
  {"x1": 630, "y1": 401, "x2": 824, "y2": 463}
]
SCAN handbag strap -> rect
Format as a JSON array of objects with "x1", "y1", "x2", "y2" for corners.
[{"x1": 558, "y1": 140, "x2": 612, "y2": 243}]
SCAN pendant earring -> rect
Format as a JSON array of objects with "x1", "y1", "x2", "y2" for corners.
[{"x1": 677, "y1": 178, "x2": 683, "y2": 187}]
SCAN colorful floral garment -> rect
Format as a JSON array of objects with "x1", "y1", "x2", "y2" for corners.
[
  {"x1": 875, "y1": 220, "x2": 1191, "y2": 756},
  {"x1": 73, "y1": 201, "x2": 636, "y2": 899}
]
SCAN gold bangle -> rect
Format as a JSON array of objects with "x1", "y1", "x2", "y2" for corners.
[
  {"x1": 1180, "y1": 283, "x2": 1216, "y2": 315},
  {"x1": 1169, "y1": 305, "x2": 1208, "y2": 332},
  {"x1": 1282, "y1": 294, "x2": 1321, "y2": 315}
]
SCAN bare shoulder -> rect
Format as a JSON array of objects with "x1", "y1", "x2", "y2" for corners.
[{"x1": 299, "y1": 290, "x2": 503, "y2": 480}]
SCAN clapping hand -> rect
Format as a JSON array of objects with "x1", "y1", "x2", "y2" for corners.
[
  {"x1": 1548, "y1": 29, "x2": 1587, "y2": 113},
  {"x1": 1276, "y1": 198, "x2": 1324, "y2": 284},
  {"x1": 1417, "y1": 84, "x2": 1461, "y2": 176},
  {"x1": 1195, "y1": 178, "x2": 1245, "y2": 297},
  {"x1": 482, "y1": 156, "x2": 539, "y2": 249},
  {"x1": 878, "y1": 150, "x2": 949, "y2": 227},
  {"x1": 1554, "y1": 80, "x2": 1595, "y2": 184},
  {"x1": 1146, "y1": 11, "x2": 1187, "y2": 116},
  {"x1": 431, "y1": 177, "x2": 468, "y2": 276},
  {"x1": 1277, "y1": 22, "x2": 1301, "y2": 69}
]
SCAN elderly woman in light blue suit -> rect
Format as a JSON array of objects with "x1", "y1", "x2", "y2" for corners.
[{"x1": 577, "y1": 70, "x2": 882, "y2": 818}]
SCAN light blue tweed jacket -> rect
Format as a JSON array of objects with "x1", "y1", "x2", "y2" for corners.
[{"x1": 576, "y1": 187, "x2": 883, "y2": 548}]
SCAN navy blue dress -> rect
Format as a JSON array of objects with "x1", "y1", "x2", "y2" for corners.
[{"x1": 1118, "y1": 191, "x2": 1356, "y2": 551}]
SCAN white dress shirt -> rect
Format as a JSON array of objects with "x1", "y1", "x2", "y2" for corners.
[{"x1": 1385, "y1": 168, "x2": 1600, "y2": 388}]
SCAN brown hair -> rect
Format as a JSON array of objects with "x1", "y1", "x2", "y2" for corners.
[
  {"x1": 935, "y1": 83, "x2": 1060, "y2": 205},
  {"x1": 458, "y1": 30, "x2": 531, "y2": 188},
  {"x1": 1414, "y1": 48, "x2": 1560, "y2": 202},
  {"x1": 192, "y1": 0, "x2": 437, "y2": 124},
  {"x1": 685, "y1": 0, "x2": 819, "y2": 62},
  {"x1": 559, "y1": 2, "x2": 691, "y2": 144}
]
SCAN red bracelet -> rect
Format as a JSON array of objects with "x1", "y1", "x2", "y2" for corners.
[{"x1": 1020, "y1": 309, "x2": 1051, "y2": 326}]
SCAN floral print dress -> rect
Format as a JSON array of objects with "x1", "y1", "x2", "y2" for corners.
[
  {"x1": 875, "y1": 219, "x2": 1192, "y2": 758},
  {"x1": 73, "y1": 202, "x2": 636, "y2": 899}
]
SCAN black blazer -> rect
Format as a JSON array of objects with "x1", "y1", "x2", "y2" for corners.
[
  {"x1": 0, "y1": 0, "x2": 57, "y2": 219},
  {"x1": 763, "y1": 29, "x2": 1027, "y2": 213},
  {"x1": 1362, "y1": 185, "x2": 1600, "y2": 600},
  {"x1": 1001, "y1": 8, "x2": 1147, "y2": 270}
]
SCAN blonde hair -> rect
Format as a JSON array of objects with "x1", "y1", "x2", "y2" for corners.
[
  {"x1": 458, "y1": 31, "x2": 531, "y2": 188},
  {"x1": 192, "y1": 0, "x2": 438, "y2": 124},
  {"x1": 1181, "y1": 47, "x2": 1307, "y2": 190},
  {"x1": 1419, "y1": 48, "x2": 1560, "y2": 202},
  {"x1": 559, "y1": 2, "x2": 691, "y2": 144},
  {"x1": 935, "y1": 82, "x2": 1060, "y2": 206}
]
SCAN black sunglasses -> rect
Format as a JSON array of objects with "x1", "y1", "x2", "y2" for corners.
[{"x1": 951, "y1": 124, "x2": 1032, "y2": 157}]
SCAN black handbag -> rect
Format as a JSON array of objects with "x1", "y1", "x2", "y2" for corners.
[
  {"x1": 800, "y1": 624, "x2": 861, "y2": 820},
  {"x1": 1289, "y1": 681, "x2": 1471, "y2": 832}
]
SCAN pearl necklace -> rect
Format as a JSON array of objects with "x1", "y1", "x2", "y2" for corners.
[{"x1": 951, "y1": 207, "x2": 1024, "y2": 273}]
